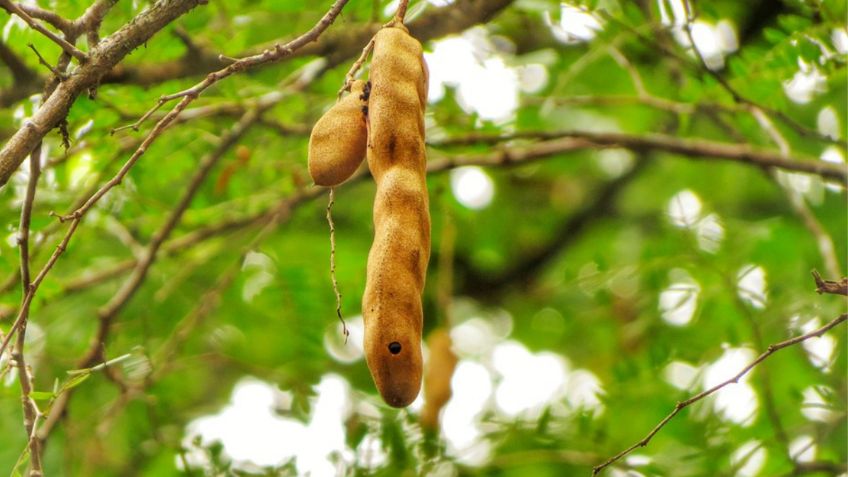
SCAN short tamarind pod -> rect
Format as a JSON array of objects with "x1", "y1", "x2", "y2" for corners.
[
  {"x1": 307, "y1": 80, "x2": 368, "y2": 186},
  {"x1": 420, "y1": 328, "x2": 458, "y2": 430},
  {"x1": 362, "y1": 25, "x2": 430, "y2": 408}
]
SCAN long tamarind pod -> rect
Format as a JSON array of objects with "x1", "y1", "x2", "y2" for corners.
[
  {"x1": 362, "y1": 25, "x2": 430, "y2": 408},
  {"x1": 307, "y1": 80, "x2": 369, "y2": 186}
]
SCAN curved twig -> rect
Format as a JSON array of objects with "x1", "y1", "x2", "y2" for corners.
[{"x1": 592, "y1": 312, "x2": 848, "y2": 475}]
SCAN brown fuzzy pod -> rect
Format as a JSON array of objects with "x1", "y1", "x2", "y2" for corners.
[
  {"x1": 420, "y1": 328, "x2": 458, "y2": 430},
  {"x1": 307, "y1": 80, "x2": 368, "y2": 186},
  {"x1": 362, "y1": 25, "x2": 430, "y2": 408}
]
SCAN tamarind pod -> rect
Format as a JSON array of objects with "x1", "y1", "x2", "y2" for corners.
[
  {"x1": 420, "y1": 328, "x2": 457, "y2": 430},
  {"x1": 307, "y1": 80, "x2": 368, "y2": 186},
  {"x1": 362, "y1": 25, "x2": 430, "y2": 408},
  {"x1": 363, "y1": 168, "x2": 429, "y2": 407}
]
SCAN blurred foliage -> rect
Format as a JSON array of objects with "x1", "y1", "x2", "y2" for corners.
[{"x1": 0, "y1": 0, "x2": 846, "y2": 476}]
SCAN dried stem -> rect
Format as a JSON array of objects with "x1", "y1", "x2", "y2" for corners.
[{"x1": 326, "y1": 188, "x2": 349, "y2": 340}]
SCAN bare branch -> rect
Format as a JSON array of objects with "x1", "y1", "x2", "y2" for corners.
[
  {"x1": 17, "y1": 3, "x2": 73, "y2": 34},
  {"x1": 0, "y1": 0, "x2": 207, "y2": 188},
  {"x1": 0, "y1": 0, "x2": 86, "y2": 61},
  {"x1": 122, "y1": 0, "x2": 350, "y2": 133},
  {"x1": 14, "y1": 132, "x2": 845, "y2": 307},
  {"x1": 592, "y1": 312, "x2": 848, "y2": 476},
  {"x1": 14, "y1": 144, "x2": 43, "y2": 476},
  {"x1": 72, "y1": 0, "x2": 119, "y2": 48},
  {"x1": 431, "y1": 131, "x2": 848, "y2": 184},
  {"x1": 27, "y1": 43, "x2": 68, "y2": 80},
  {"x1": 430, "y1": 131, "x2": 848, "y2": 182},
  {"x1": 1, "y1": 0, "x2": 515, "y2": 107},
  {"x1": 42, "y1": 188, "x2": 296, "y2": 441}
]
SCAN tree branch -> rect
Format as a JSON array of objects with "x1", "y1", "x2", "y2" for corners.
[
  {"x1": 72, "y1": 0, "x2": 118, "y2": 48},
  {"x1": 592, "y1": 312, "x2": 848, "y2": 476},
  {"x1": 119, "y1": 0, "x2": 350, "y2": 134},
  {"x1": 17, "y1": 3, "x2": 73, "y2": 34},
  {"x1": 0, "y1": 0, "x2": 86, "y2": 61},
  {"x1": 430, "y1": 131, "x2": 848, "y2": 182},
  {"x1": 1, "y1": 0, "x2": 516, "y2": 107},
  {"x1": 11, "y1": 131, "x2": 842, "y2": 308},
  {"x1": 0, "y1": 0, "x2": 206, "y2": 188},
  {"x1": 12, "y1": 143, "x2": 43, "y2": 477},
  {"x1": 103, "y1": 0, "x2": 513, "y2": 86}
]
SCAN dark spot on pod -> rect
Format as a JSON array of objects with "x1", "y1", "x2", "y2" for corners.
[
  {"x1": 361, "y1": 81, "x2": 372, "y2": 101},
  {"x1": 388, "y1": 342, "x2": 402, "y2": 354}
]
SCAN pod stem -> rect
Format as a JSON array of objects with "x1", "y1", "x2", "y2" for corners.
[
  {"x1": 392, "y1": 0, "x2": 410, "y2": 24},
  {"x1": 327, "y1": 187, "x2": 349, "y2": 342}
]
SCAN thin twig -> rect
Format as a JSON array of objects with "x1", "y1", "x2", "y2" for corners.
[
  {"x1": 27, "y1": 43, "x2": 68, "y2": 80},
  {"x1": 119, "y1": 0, "x2": 351, "y2": 134},
  {"x1": 0, "y1": 0, "x2": 206, "y2": 188},
  {"x1": 679, "y1": 0, "x2": 844, "y2": 148},
  {"x1": 587, "y1": 4, "x2": 845, "y2": 149},
  {"x1": 326, "y1": 188, "x2": 349, "y2": 340},
  {"x1": 0, "y1": 0, "x2": 88, "y2": 62},
  {"x1": 749, "y1": 104, "x2": 843, "y2": 280},
  {"x1": 42, "y1": 191, "x2": 296, "y2": 441},
  {"x1": 340, "y1": 37, "x2": 374, "y2": 97},
  {"x1": 0, "y1": 101, "x2": 201, "y2": 360},
  {"x1": 788, "y1": 194, "x2": 842, "y2": 279},
  {"x1": 592, "y1": 312, "x2": 848, "y2": 475},
  {"x1": 17, "y1": 3, "x2": 73, "y2": 34},
  {"x1": 14, "y1": 143, "x2": 43, "y2": 476}
]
